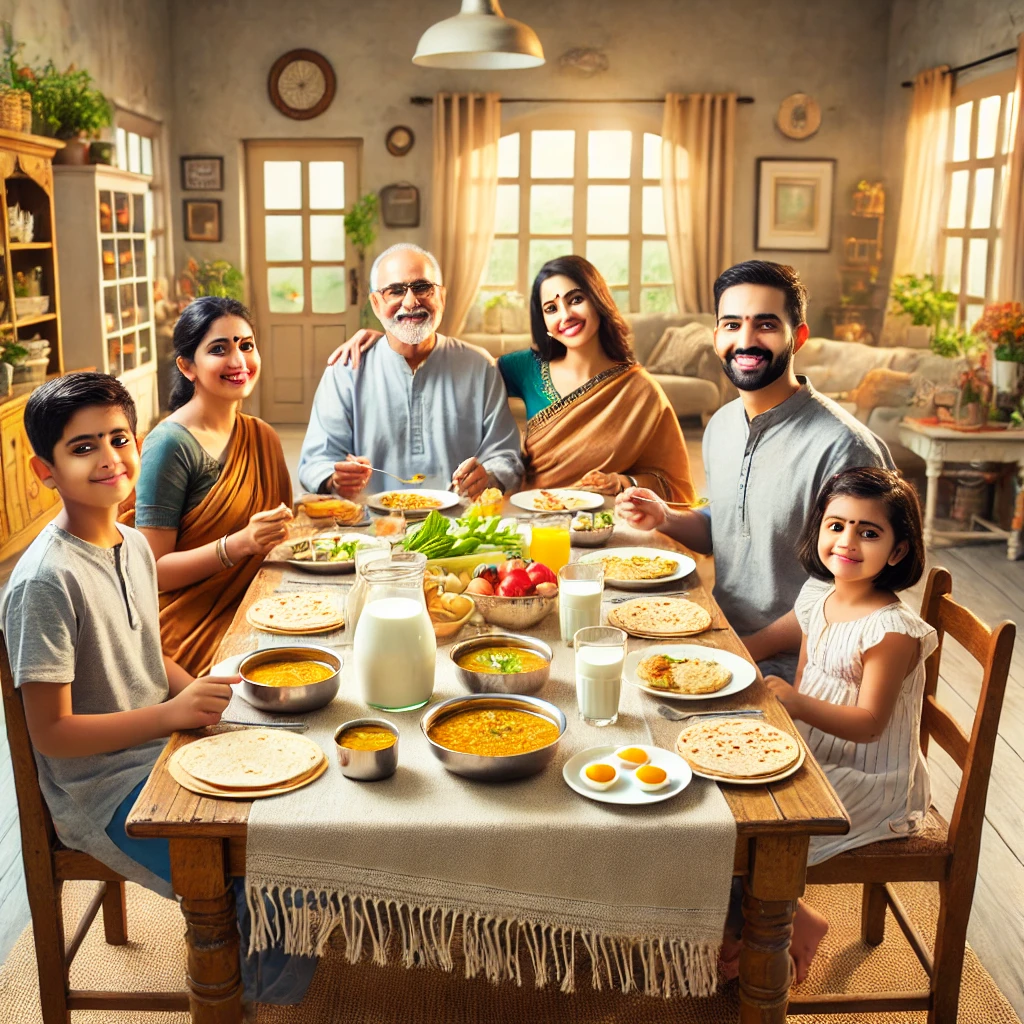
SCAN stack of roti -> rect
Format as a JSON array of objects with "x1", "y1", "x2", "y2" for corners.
[
  {"x1": 675, "y1": 718, "x2": 802, "y2": 782},
  {"x1": 608, "y1": 596, "x2": 712, "y2": 638},
  {"x1": 169, "y1": 729, "x2": 327, "y2": 799},
  {"x1": 246, "y1": 590, "x2": 345, "y2": 634}
]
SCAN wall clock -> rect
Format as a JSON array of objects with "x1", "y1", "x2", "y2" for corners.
[{"x1": 268, "y1": 49, "x2": 336, "y2": 120}]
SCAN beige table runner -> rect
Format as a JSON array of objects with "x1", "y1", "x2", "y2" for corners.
[{"x1": 233, "y1": 528, "x2": 737, "y2": 998}]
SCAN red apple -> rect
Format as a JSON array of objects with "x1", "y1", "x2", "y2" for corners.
[
  {"x1": 497, "y1": 558, "x2": 528, "y2": 581},
  {"x1": 496, "y1": 569, "x2": 532, "y2": 597},
  {"x1": 525, "y1": 562, "x2": 557, "y2": 587}
]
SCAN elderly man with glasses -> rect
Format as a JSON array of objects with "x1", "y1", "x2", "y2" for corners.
[{"x1": 298, "y1": 243, "x2": 523, "y2": 500}]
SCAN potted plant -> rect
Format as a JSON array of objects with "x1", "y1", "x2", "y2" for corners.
[
  {"x1": 0, "y1": 330, "x2": 27, "y2": 396},
  {"x1": 972, "y1": 302, "x2": 1024, "y2": 394},
  {"x1": 31, "y1": 61, "x2": 112, "y2": 164},
  {"x1": 930, "y1": 324, "x2": 989, "y2": 425},
  {"x1": 344, "y1": 193, "x2": 379, "y2": 327},
  {"x1": 888, "y1": 273, "x2": 957, "y2": 349},
  {"x1": 179, "y1": 258, "x2": 245, "y2": 303}
]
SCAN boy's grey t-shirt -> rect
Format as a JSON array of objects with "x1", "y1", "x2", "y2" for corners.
[
  {"x1": 1, "y1": 522, "x2": 173, "y2": 897},
  {"x1": 701, "y1": 377, "x2": 895, "y2": 638}
]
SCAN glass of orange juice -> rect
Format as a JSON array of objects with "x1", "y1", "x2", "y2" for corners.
[{"x1": 528, "y1": 514, "x2": 571, "y2": 573}]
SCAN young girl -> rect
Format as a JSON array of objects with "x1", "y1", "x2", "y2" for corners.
[{"x1": 764, "y1": 466, "x2": 937, "y2": 980}]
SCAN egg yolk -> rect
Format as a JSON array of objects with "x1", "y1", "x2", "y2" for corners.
[
  {"x1": 617, "y1": 747, "x2": 648, "y2": 764},
  {"x1": 635, "y1": 765, "x2": 668, "y2": 785},
  {"x1": 585, "y1": 763, "x2": 616, "y2": 783}
]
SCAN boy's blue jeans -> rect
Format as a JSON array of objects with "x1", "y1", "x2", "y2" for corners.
[{"x1": 105, "y1": 778, "x2": 318, "y2": 1006}]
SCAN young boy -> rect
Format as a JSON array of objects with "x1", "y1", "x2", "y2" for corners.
[{"x1": 2, "y1": 373, "x2": 315, "y2": 1005}]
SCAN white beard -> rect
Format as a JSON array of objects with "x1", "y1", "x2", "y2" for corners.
[{"x1": 382, "y1": 308, "x2": 438, "y2": 345}]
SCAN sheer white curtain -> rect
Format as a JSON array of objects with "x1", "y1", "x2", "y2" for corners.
[
  {"x1": 999, "y1": 35, "x2": 1024, "y2": 300},
  {"x1": 661, "y1": 93, "x2": 736, "y2": 314},
  {"x1": 431, "y1": 92, "x2": 500, "y2": 336}
]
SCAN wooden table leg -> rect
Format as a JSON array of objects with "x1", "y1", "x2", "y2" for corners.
[
  {"x1": 169, "y1": 837, "x2": 242, "y2": 1024},
  {"x1": 923, "y1": 456, "x2": 942, "y2": 549},
  {"x1": 737, "y1": 834, "x2": 809, "y2": 1024}
]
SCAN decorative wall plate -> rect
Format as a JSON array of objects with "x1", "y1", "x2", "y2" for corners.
[
  {"x1": 386, "y1": 125, "x2": 415, "y2": 156},
  {"x1": 776, "y1": 93, "x2": 821, "y2": 140},
  {"x1": 268, "y1": 49, "x2": 336, "y2": 120}
]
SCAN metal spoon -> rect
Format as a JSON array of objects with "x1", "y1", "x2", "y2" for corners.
[
  {"x1": 371, "y1": 468, "x2": 426, "y2": 485},
  {"x1": 656, "y1": 705, "x2": 764, "y2": 723},
  {"x1": 221, "y1": 719, "x2": 309, "y2": 732}
]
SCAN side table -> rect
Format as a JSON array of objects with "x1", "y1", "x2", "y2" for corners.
[{"x1": 898, "y1": 421, "x2": 1024, "y2": 560}]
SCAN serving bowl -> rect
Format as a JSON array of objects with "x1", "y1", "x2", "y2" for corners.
[
  {"x1": 431, "y1": 595, "x2": 476, "y2": 640},
  {"x1": 334, "y1": 718, "x2": 399, "y2": 781},
  {"x1": 420, "y1": 693, "x2": 566, "y2": 781},
  {"x1": 471, "y1": 592, "x2": 556, "y2": 630},
  {"x1": 238, "y1": 645, "x2": 342, "y2": 713},
  {"x1": 570, "y1": 524, "x2": 614, "y2": 547},
  {"x1": 449, "y1": 632, "x2": 552, "y2": 695}
]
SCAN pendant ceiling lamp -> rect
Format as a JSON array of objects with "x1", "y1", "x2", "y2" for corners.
[{"x1": 412, "y1": 0, "x2": 545, "y2": 70}]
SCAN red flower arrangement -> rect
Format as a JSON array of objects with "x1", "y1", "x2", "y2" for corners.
[{"x1": 973, "y1": 302, "x2": 1024, "y2": 361}]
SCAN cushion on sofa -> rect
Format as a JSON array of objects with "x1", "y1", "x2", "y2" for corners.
[
  {"x1": 650, "y1": 374, "x2": 720, "y2": 417},
  {"x1": 647, "y1": 321, "x2": 715, "y2": 376},
  {"x1": 626, "y1": 312, "x2": 715, "y2": 364}
]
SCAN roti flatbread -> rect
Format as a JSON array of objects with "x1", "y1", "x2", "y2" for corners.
[
  {"x1": 609, "y1": 597, "x2": 711, "y2": 637},
  {"x1": 247, "y1": 591, "x2": 344, "y2": 632},
  {"x1": 177, "y1": 729, "x2": 324, "y2": 789},
  {"x1": 599, "y1": 554, "x2": 678, "y2": 581},
  {"x1": 637, "y1": 653, "x2": 732, "y2": 694},
  {"x1": 675, "y1": 719, "x2": 800, "y2": 779}
]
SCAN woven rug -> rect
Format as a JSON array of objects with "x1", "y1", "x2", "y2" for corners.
[{"x1": 0, "y1": 880, "x2": 1019, "y2": 1023}]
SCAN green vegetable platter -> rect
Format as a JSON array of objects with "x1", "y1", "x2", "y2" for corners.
[{"x1": 402, "y1": 509, "x2": 525, "y2": 564}]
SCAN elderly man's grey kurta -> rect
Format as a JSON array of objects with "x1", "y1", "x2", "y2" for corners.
[
  {"x1": 701, "y1": 377, "x2": 894, "y2": 638},
  {"x1": 298, "y1": 335, "x2": 523, "y2": 496}
]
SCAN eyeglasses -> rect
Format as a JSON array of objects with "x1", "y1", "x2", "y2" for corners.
[{"x1": 377, "y1": 280, "x2": 437, "y2": 302}]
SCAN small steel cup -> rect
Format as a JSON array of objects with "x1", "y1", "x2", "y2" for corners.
[{"x1": 334, "y1": 718, "x2": 399, "y2": 781}]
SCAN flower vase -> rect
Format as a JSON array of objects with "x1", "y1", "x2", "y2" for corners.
[
  {"x1": 953, "y1": 391, "x2": 986, "y2": 427},
  {"x1": 992, "y1": 359, "x2": 1021, "y2": 394}
]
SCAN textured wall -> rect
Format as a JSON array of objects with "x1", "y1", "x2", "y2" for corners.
[{"x1": 168, "y1": 0, "x2": 893, "y2": 334}]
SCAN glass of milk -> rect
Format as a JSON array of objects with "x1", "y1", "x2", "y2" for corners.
[
  {"x1": 573, "y1": 626, "x2": 626, "y2": 727},
  {"x1": 353, "y1": 551, "x2": 436, "y2": 712},
  {"x1": 558, "y1": 562, "x2": 605, "y2": 644}
]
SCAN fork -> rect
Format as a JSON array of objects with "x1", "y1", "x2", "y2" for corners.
[
  {"x1": 628, "y1": 494, "x2": 710, "y2": 511},
  {"x1": 656, "y1": 705, "x2": 764, "y2": 723}
]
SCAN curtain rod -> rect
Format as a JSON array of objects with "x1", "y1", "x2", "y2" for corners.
[
  {"x1": 901, "y1": 46, "x2": 1016, "y2": 87},
  {"x1": 410, "y1": 95, "x2": 755, "y2": 105}
]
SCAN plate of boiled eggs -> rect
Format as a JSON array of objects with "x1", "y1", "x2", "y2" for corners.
[{"x1": 562, "y1": 743, "x2": 692, "y2": 805}]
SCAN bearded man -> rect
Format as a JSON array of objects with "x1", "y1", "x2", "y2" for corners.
[
  {"x1": 298, "y1": 243, "x2": 523, "y2": 500},
  {"x1": 616, "y1": 260, "x2": 894, "y2": 682}
]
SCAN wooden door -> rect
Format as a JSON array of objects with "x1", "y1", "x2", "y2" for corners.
[{"x1": 245, "y1": 140, "x2": 361, "y2": 424}]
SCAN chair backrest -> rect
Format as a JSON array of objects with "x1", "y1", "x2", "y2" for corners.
[{"x1": 918, "y1": 566, "x2": 1015, "y2": 862}]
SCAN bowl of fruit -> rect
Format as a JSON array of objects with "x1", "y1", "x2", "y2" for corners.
[{"x1": 464, "y1": 559, "x2": 558, "y2": 629}]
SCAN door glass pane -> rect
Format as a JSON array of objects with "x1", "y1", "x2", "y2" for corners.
[
  {"x1": 942, "y1": 236, "x2": 963, "y2": 293},
  {"x1": 642, "y1": 186, "x2": 665, "y2": 234},
  {"x1": 128, "y1": 132, "x2": 141, "y2": 174},
  {"x1": 311, "y1": 266, "x2": 347, "y2": 313},
  {"x1": 971, "y1": 167, "x2": 994, "y2": 229},
  {"x1": 138, "y1": 326, "x2": 152, "y2": 364},
  {"x1": 495, "y1": 184, "x2": 519, "y2": 234},
  {"x1": 976, "y1": 95, "x2": 1001, "y2": 159},
  {"x1": 265, "y1": 215, "x2": 302, "y2": 261},
  {"x1": 952, "y1": 102, "x2": 972, "y2": 161},
  {"x1": 966, "y1": 238, "x2": 988, "y2": 296},
  {"x1": 498, "y1": 133, "x2": 520, "y2": 178},
  {"x1": 309, "y1": 161, "x2": 345, "y2": 209},
  {"x1": 641, "y1": 286, "x2": 677, "y2": 313},
  {"x1": 529, "y1": 238, "x2": 571, "y2": 281},
  {"x1": 588, "y1": 130, "x2": 631, "y2": 178},
  {"x1": 531, "y1": 130, "x2": 574, "y2": 178},
  {"x1": 102, "y1": 239, "x2": 116, "y2": 281},
  {"x1": 122, "y1": 331, "x2": 137, "y2": 371},
  {"x1": 117, "y1": 239, "x2": 132, "y2": 279},
  {"x1": 586, "y1": 239, "x2": 629, "y2": 286},
  {"x1": 136, "y1": 281, "x2": 151, "y2": 327},
  {"x1": 946, "y1": 170, "x2": 969, "y2": 228},
  {"x1": 530, "y1": 185, "x2": 573, "y2": 233},
  {"x1": 641, "y1": 240, "x2": 671, "y2": 283},
  {"x1": 587, "y1": 185, "x2": 629, "y2": 234},
  {"x1": 140, "y1": 137, "x2": 153, "y2": 176},
  {"x1": 115, "y1": 127, "x2": 127, "y2": 170},
  {"x1": 264, "y1": 161, "x2": 301, "y2": 210},
  {"x1": 642, "y1": 133, "x2": 662, "y2": 179},
  {"x1": 484, "y1": 238, "x2": 518, "y2": 286},
  {"x1": 310, "y1": 215, "x2": 345, "y2": 260},
  {"x1": 268, "y1": 267, "x2": 304, "y2": 313},
  {"x1": 610, "y1": 287, "x2": 629, "y2": 311}
]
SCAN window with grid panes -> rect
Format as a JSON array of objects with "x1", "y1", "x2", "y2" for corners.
[
  {"x1": 939, "y1": 69, "x2": 1016, "y2": 328},
  {"x1": 478, "y1": 120, "x2": 675, "y2": 317}
]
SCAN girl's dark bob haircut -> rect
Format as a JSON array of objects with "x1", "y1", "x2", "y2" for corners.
[{"x1": 797, "y1": 467, "x2": 925, "y2": 593}]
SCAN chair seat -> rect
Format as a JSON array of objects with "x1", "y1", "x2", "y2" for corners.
[{"x1": 807, "y1": 806, "x2": 952, "y2": 884}]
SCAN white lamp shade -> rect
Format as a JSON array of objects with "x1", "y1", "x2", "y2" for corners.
[{"x1": 413, "y1": 0, "x2": 545, "y2": 70}]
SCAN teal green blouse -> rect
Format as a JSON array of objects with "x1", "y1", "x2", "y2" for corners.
[{"x1": 498, "y1": 349, "x2": 560, "y2": 420}]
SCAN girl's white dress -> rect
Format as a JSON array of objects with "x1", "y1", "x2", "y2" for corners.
[{"x1": 794, "y1": 578, "x2": 939, "y2": 865}]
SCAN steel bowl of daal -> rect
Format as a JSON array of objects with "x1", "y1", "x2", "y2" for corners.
[
  {"x1": 238, "y1": 645, "x2": 342, "y2": 713},
  {"x1": 420, "y1": 693, "x2": 566, "y2": 781},
  {"x1": 449, "y1": 633, "x2": 552, "y2": 695}
]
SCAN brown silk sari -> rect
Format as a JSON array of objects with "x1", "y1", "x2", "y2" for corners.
[
  {"x1": 136, "y1": 415, "x2": 291, "y2": 676},
  {"x1": 524, "y1": 363, "x2": 695, "y2": 502}
]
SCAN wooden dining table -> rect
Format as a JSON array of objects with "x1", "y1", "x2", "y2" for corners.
[{"x1": 127, "y1": 516, "x2": 848, "y2": 1024}]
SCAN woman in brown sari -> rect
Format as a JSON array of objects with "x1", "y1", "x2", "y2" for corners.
[
  {"x1": 132, "y1": 297, "x2": 292, "y2": 674},
  {"x1": 500, "y1": 255, "x2": 695, "y2": 500}
]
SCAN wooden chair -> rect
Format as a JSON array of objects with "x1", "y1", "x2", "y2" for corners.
[
  {"x1": 0, "y1": 637, "x2": 188, "y2": 1022},
  {"x1": 789, "y1": 566, "x2": 1015, "y2": 1023}
]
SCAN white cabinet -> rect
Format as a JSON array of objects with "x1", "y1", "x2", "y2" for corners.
[{"x1": 53, "y1": 166, "x2": 158, "y2": 431}]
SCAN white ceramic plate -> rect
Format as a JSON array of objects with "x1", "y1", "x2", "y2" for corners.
[
  {"x1": 683, "y1": 743, "x2": 806, "y2": 787},
  {"x1": 509, "y1": 488, "x2": 605, "y2": 513},
  {"x1": 365, "y1": 489, "x2": 461, "y2": 517},
  {"x1": 624, "y1": 644, "x2": 756, "y2": 702},
  {"x1": 275, "y1": 533, "x2": 385, "y2": 575},
  {"x1": 562, "y1": 744, "x2": 692, "y2": 806},
  {"x1": 576, "y1": 546, "x2": 696, "y2": 590}
]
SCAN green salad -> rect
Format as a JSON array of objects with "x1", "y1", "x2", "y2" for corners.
[
  {"x1": 401, "y1": 509, "x2": 523, "y2": 560},
  {"x1": 290, "y1": 536, "x2": 365, "y2": 563}
]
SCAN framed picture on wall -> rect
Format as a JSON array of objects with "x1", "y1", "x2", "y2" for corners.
[
  {"x1": 180, "y1": 155, "x2": 224, "y2": 191},
  {"x1": 183, "y1": 199, "x2": 222, "y2": 242},
  {"x1": 755, "y1": 158, "x2": 835, "y2": 251}
]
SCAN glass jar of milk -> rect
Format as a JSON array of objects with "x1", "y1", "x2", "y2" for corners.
[
  {"x1": 558, "y1": 562, "x2": 605, "y2": 644},
  {"x1": 346, "y1": 541, "x2": 393, "y2": 636},
  {"x1": 353, "y1": 551, "x2": 435, "y2": 712},
  {"x1": 573, "y1": 626, "x2": 626, "y2": 727}
]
